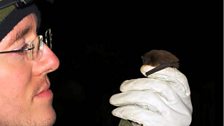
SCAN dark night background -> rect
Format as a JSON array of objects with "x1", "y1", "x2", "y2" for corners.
[{"x1": 36, "y1": 0, "x2": 222, "y2": 126}]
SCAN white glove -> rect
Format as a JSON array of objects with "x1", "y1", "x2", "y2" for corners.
[{"x1": 109, "y1": 69, "x2": 193, "y2": 126}]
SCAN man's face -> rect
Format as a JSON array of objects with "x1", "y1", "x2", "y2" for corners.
[{"x1": 0, "y1": 13, "x2": 59, "y2": 126}]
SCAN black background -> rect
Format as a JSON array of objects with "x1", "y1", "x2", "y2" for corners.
[{"x1": 36, "y1": 0, "x2": 222, "y2": 126}]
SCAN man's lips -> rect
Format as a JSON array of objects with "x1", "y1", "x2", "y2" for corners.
[
  {"x1": 34, "y1": 77, "x2": 53, "y2": 98},
  {"x1": 35, "y1": 88, "x2": 53, "y2": 98}
]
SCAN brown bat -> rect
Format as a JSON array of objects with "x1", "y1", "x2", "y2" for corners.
[
  {"x1": 119, "y1": 50, "x2": 180, "y2": 126},
  {"x1": 140, "y1": 49, "x2": 179, "y2": 76}
]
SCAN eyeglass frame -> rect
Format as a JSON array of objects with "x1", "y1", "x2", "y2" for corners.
[{"x1": 0, "y1": 28, "x2": 53, "y2": 58}]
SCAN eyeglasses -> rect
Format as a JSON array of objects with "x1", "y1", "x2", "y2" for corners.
[{"x1": 0, "y1": 28, "x2": 53, "y2": 60}]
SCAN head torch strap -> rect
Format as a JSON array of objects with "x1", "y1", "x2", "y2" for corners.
[
  {"x1": 145, "y1": 62, "x2": 177, "y2": 76},
  {"x1": 0, "y1": 0, "x2": 16, "y2": 9},
  {"x1": 0, "y1": 0, "x2": 33, "y2": 9}
]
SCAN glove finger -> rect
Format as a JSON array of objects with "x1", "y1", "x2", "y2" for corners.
[
  {"x1": 110, "y1": 90, "x2": 192, "y2": 116},
  {"x1": 121, "y1": 77, "x2": 190, "y2": 98},
  {"x1": 120, "y1": 78, "x2": 178, "y2": 102},
  {"x1": 113, "y1": 105, "x2": 192, "y2": 126},
  {"x1": 112, "y1": 105, "x2": 168, "y2": 126},
  {"x1": 110, "y1": 90, "x2": 171, "y2": 114}
]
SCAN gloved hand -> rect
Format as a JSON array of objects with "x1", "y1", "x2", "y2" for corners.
[{"x1": 109, "y1": 76, "x2": 193, "y2": 126}]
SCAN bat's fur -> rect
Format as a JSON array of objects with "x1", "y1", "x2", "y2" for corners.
[{"x1": 141, "y1": 49, "x2": 179, "y2": 69}]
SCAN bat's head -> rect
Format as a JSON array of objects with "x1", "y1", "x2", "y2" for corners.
[{"x1": 140, "y1": 49, "x2": 179, "y2": 76}]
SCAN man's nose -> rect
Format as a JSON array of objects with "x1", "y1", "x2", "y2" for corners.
[{"x1": 32, "y1": 44, "x2": 60, "y2": 75}]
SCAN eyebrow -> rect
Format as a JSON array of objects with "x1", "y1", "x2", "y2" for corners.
[{"x1": 15, "y1": 25, "x2": 31, "y2": 41}]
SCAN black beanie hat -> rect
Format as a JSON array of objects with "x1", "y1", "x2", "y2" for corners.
[{"x1": 0, "y1": 0, "x2": 40, "y2": 41}]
